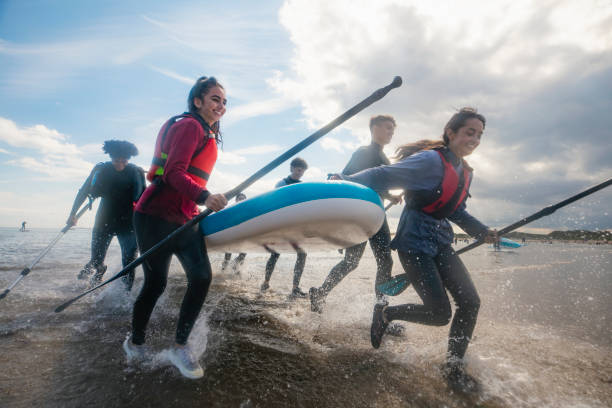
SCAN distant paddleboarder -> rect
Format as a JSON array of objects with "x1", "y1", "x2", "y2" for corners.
[
  {"x1": 337, "y1": 108, "x2": 497, "y2": 393},
  {"x1": 260, "y1": 157, "x2": 310, "y2": 298},
  {"x1": 20, "y1": 221, "x2": 26, "y2": 232},
  {"x1": 67, "y1": 140, "x2": 144, "y2": 290},
  {"x1": 309, "y1": 115, "x2": 402, "y2": 313},
  {"x1": 124, "y1": 76, "x2": 228, "y2": 380}
]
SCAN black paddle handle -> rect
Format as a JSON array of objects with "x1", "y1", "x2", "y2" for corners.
[{"x1": 456, "y1": 177, "x2": 612, "y2": 255}]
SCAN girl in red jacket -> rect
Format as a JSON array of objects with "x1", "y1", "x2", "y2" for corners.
[{"x1": 124, "y1": 76, "x2": 227, "y2": 379}]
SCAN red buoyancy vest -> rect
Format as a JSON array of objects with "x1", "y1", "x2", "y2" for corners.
[
  {"x1": 147, "y1": 113, "x2": 218, "y2": 189},
  {"x1": 417, "y1": 149, "x2": 471, "y2": 219}
]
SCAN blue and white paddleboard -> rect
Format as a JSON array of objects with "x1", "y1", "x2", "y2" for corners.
[
  {"x1": 200, "y1": 181, "x2": 384, "y2": 252},
  {"x1": 500, "y1": 237, "x2": 522, "y2": 248}
]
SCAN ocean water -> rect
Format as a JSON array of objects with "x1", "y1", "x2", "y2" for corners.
[{"x1": 0, "y1": 227, "x2": 610, "y2": 407}]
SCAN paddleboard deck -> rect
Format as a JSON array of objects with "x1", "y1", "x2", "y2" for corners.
[{"x1": 200, "y1": 181, "x2": 384, "y2": 252}]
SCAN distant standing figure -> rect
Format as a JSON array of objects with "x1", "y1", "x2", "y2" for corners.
[
  {"x1": 20, "y1": 221, "x2": 26, "y2": 232},
  {"x1": 221, "y1": 193, "x2": 248, "y2": 274},
  {"x1": 260, "y1": 157, "x2": 309, "y2": 299},
  {"x1": 67, "y1": 140, "x2": 144, "y2": 290}
]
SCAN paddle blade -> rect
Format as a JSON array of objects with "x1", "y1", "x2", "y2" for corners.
[{"x1": 376, "y1": 273, "x2": 410, "y2": 296}]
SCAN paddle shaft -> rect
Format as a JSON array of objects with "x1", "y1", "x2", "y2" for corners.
[
  {"x1": 456, "y1": 177, "x2": 612, "y2": 255},
  {"x1": 377, "y1": 177, "x2": 612, "y2": 296},
  {"x1": 0, "y1": 200, "x2": 93, "y2": 301},
  {"x1": 54, "y1": 76, "x2": 403, "y2": 312}
]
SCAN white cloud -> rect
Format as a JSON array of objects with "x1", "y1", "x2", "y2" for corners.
[
  {"x1": 218, "y1": 144, "x2": 284, "y2": 165},
  {"x1": 320, "y1": 136, "x2": 358, "y2": 153},
  {"x1": 274, "y1": 0, "x2": 612, "y2": 228},
  {"x1": 147, "y1": 65, "x2": 195, "y2": 85},
  {"x1": 0, "y1": 117, "x2": 93, "y2": 179},
  {"x1": 224, "y1": 98, "x2": 296, "y2": 125},
  {"x1": 233, "y1": 144, "x2": 283, "y2": 156}
]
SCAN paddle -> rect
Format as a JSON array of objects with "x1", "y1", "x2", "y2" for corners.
[
  {"x1": 54, "y1": 76, "x2": 403, "y2": 313},
  {"x1": 377, "y1": 177, "x2": 612, "y2": 296},
  {"x1": 0, "y1": 198, "x2": 94, "y2": 301}
]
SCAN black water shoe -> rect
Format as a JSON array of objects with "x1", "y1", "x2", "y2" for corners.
[
  {"x1": 309, "y1": 287, "x2": 325, "y2": 313},
  {"x1": 442, "y1": 362, "x2": 481, "y2": 394},
  {"x1": 370, "y1": 303, "x2": 389, "y2": 349}
]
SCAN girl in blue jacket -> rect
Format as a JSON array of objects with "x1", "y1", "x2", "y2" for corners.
[{"x1": 338, "y1": 108, "x2": 496, "y2": 393}]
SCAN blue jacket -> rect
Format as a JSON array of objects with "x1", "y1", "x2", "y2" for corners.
[{"x1": 343, "y1": 149, "x2": 488, "y2": 256}]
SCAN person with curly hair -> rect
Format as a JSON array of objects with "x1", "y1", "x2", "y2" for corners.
[{"x1": 67, "y1": 140, "x2": 145, "y2": 291}]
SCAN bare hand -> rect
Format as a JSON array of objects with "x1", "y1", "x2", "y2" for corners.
[
  {"x1": 388, "y1": 194, "x2": 403, "y2": 205},
  {"x1": 66, "y1": 215, "x2": 77, "y2": 227},
  {"x1": 204, "y1": 193, "x2": 228, "y2": 212}
]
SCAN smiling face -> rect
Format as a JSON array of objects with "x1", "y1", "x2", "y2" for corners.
[
  {"x1": 446, "y1": 117, "x2": 484, "y2": 157},
  {"x1": 371, "y1": 119, "x2": 395, "y2": 146},
  {"x1": 193, "y1": 85, "x2": 227, "y2": 126}
]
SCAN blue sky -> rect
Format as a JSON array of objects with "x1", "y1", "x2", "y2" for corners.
[{"x1": 1, "y1": 0, "x2": 611, "y2": 232}]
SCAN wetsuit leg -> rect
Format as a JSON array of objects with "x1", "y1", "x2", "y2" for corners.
[
  {"x1": 384, "y1": 250, "x2": 452, "y2": 326},
  {"x1": 317, "y1": 242, "x2": 367, "y2": 297},
  {"x1": 174, "y1": 224, "x2": 212, "y2": 346},
  {"x1": 384, "y1": 248, "x2": 479, "y2": 360},
  {"x1": 263, "y1": 247, "x2": 280, "y2": 285},
  {"x1": 116, "y1": 229, "x2": 138, "y2": 291},
  {"x1": 292, "y1": 247, "x2": 307, "y2": 289},
  {"x1": 435, "y1": 246, "x2": 480, "y2": 360},
  {"x1": 90, "y1": 228, "x2": 113, "y2": 268},
  {"x1": 131, "y1": 212, "x2": 174, "y2": 345},
  {"x1": 224, "y1": 253, "x2": 232, "y2": 261},
  {"x1": 368, "y1": 219, "x2": 393, "y2": 299},
  {"x1": 235, "y1": 253, "x2": 247, "y2": 263}
]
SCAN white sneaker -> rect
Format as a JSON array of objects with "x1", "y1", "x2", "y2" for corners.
[
  {"x1": 123, "y1": 337, "x2": 148, "y2": 362},
  {"x1": 169, "y1": 346, "x2": 204, "y2": 379}
]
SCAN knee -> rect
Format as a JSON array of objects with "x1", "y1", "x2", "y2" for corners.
[
  {"x1": 188, "y1": 269, "x2": 212, "y2": 292},
  {"x1": 429, "y1": 300, "x2": 452, "y2": 326},
  {"x1": 458, "y1": 292, "x2": 481, "y2": 315},
  {"x1": 141, "y1": 279, "x2": 167, "y2": 300}
]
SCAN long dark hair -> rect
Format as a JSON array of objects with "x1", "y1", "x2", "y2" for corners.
[
  {"x1": 393, "y1": 107, "x2": 485, "y2": 163},
  {"x1": 188, "y1": 76, "x2": 224, "y2": 145}
]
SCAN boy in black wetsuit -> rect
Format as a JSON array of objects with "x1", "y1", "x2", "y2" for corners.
[
  {"x1": 310, "y1": 115, "x2": 401, "y2": 312},
  {"x1": 260, "y1": 157, "x2": 309, "y2": 298},
  {"x1": 67, "y1": 140, "x2": 145, "y2": 291}
]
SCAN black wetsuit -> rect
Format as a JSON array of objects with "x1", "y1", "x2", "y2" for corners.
[
  {"x1": 314, "y1": 142, "x2": 393, "y2": 300},
  {"x1": 132, "y1": 212, "x2": 211, "y2": 345},
  {"x1": 262, "y1": 176, "x2": 307, "y2": 291},
  {"x1": 70, "y1": 162, "x2": 145, "y2": 289}
]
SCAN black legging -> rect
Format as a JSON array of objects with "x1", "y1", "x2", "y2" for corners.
[
  {"x1": 263, "y1": 244, "x2": 306, "y2": 289},
  {"x1": 131, "y1": 212, "x2": 212, "y2": 346},
  {"x1": 317, "y1": 219, "x2": 392, "y2": 299},
  {"x1": 88, "y1": 227, "x2": 138, "y2": 290},
  {"x1": 384, "y1": 246, "x2": 480, "y2": 360}
]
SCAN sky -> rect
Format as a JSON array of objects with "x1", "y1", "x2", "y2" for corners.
[{"x1": 0, "y1": 0, "x2": 611, "y2": 232}]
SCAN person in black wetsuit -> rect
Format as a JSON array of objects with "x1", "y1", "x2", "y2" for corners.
[
  {"x1": 67, "y1": 140, "x2": 145, "y2": 291},
  {"x1": 221, "y1": 193, "x2": 248, "y2": 274},
  {"x1": 309, "y1": 115, "x2": 402, "y2": 312},
  {"x1": 260, "y1": 157, "x2": 309, "y2": 299}
]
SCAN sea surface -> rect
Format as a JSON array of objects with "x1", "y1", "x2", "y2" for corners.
[{"x1": 0, "y1": 227, "x2": 610, "y2": 407}]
